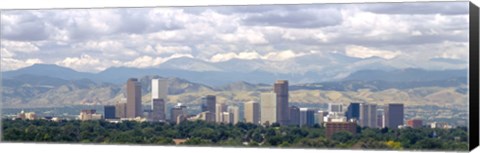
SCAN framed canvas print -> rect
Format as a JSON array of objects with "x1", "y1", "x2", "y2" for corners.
[{"x1": 1, "y1": 0, "x2": 479, "y2": 152}]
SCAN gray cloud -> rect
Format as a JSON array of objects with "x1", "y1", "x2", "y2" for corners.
[
  {"x1": 0, "y1": 2, "x2": 470, "y2": 72},
  {"x1": 242, "y1": 8, "x2": 342, "y2": 28},
  {"x1": 361, "y1": 2, "x2": 469, "y2": 15},
  {"x1": 1, "y1": 11, "x2": 51, "y2": 41}
]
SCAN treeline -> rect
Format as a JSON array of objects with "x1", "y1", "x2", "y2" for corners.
[{"x1": 1, "y1": 119, "x2": 468, "y2": 151}]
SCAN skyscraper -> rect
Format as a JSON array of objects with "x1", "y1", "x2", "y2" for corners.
[
  {"x1": 152, "y1": 98, "x2": 166, "y2": 121},
  {"x1": 244, "y1": 101, "x2": 260, "y2": 124},
  {"x1": 315, "y1": 111, "x2": 326, "y2": 125},
  {"x1": 151, "y1": 79, "x2": 168, "y2": 121},
  {"x1": 289, "y1": 106, "x2": 300, "y2": 126},
  {"x1": 261, "y1": 92, "x2": 276, "y2": 125},
  {"x1": 228, "y1": 105, "x2": 240, "y2": 124},
  {"x1": 115, "y1": 100, "x2": 127, "y2": 119},
  {"x1": 104, "y1": 105, "x2": 116, "y2": 119},
  {"x1": 202, "y1": 95, "x2": 216, "y2": 121},
  {"x1": 359, "y1": 103, "x2": 377, "y2": 128},
  {"x1": 221, "y1": 112, "x2": 233, "y2": 124},
  {"x1": 216, "y1": 103, "x2": 228, "y2": 123},
  {"x1": 126, "y1": 78, "x2": 142, "y2": 118},
  {"x1": 299, "y1": 108, "x2": 316, "y2": 127},
  {"x1": 385, "y1": 103, "x2": 404, "y2": 129},
  {"x1": 346, "y1": 102, "x2": 360, "y2": 121},
  {"x1": 151, "y1": 79, "x2": 168, "y2": 108},
  {"x1": 170, "y1": 103, "x2": 188, "y2": 123},
  {"x1": 377, "y1": 109, "x2": 385, "y2": 128},
  {"x1": 274, "y1": 80, "x2": 289, "y2": 125}
]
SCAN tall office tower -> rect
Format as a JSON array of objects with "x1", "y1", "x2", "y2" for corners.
[
  {"x1": 377, "y1": 109, "x2": 385, "y2": 128},
  {"x1": 315, "y1": 111, "x2": 325, "y2": 125},
  {"x1": 104, "y1": 105, "x2": 116, "y2": 119},
  {"x1": 215, "y1": 103, "x2": 228, "y2": 123},
  {"x1": 115, "y1": 99, "x2": 127, "y2": 118},
  {"x1": 328, "y1": 103, "x2": 344, "y2": 113},
  {"x1": 170, "y1": 103, "x2": 188, "y2": 123},
  {"x1": 126, "y1": 78, "x2": 142, "y2": 118},
  {"x1": 274, "y1": 80, "x2": 289, "y2": 125},
  {"x1": 201, "y1": 104, "x2": 208, "y2": 112},
  {"x1": 151, "y1": 79, "x2": 168, "y2": 120},
  {"x1": 289, "y1": 106, "x2": 300, "y2": 126},
  {"x1": 202, "y1": 95, "x2": 216, "y2": 121},
  {"x1": 261, "y1": 92, "x2": 277, "y2": 125},
  {"x1": 359, "y1": 103, "x2": 377, "y2": 128},
  {"x1": 244, "y1": 101, "x2": 260, "y2": 124},
  {"x1": 152, "y1": 98, "x2": 166, "y2": 121},
  {"x1": 151, "y1": 79, "x2": 168, "y2": 108},
  {"x1": 346, "y1": 102, "x2": 360, "y2": 121},
  {"x1": 228, "y1": 105, "x2": 240, "y2": 124},
  {"x1": 221, "y1": 112, "x2": 233, "y2": 124},
  {"x1": 385, "y1": 103, "x2": 404, "y2": 129},
  {"x1": 299, "y1": 108, "x2": 316, "y2": 127}
]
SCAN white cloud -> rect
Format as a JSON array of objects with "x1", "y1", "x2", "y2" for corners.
[
  {"x1": 1, "y1": 40, "x2": 39, "y2": 53},
  {"x1": 77, "y1": 40, "x2": 123, "y2": 51},
  {"x1": 263, "y1": 50, "x2": 307, "y2": 61},
  {"x1": 1, "y1": 58, "x2": 43, "y2": 71},
  {"x1": 154, "y1": 44, "x2": 191, "y2": 55},
  {"x1": 345, "y1": 45, "x2": 401, "y2": 59},
  {"x1": 217, "y1": 28, "x2": 268, "y2": 45},
  {"x1": 209, "y1": 50, "x2": 309, "y2": 62},
  {"x1": 210, "y1": 51, "x2": 262, "y2": 62},
  {"x1": 55, "y1": 54, "x2": 105, "y2": 72},
  {"x1": 124, "y1": 53, "x2": 193, "y2": 68},
  {"x1": 72, "y1": 40, "x2": 139, "y2": 58},
  {"x1": 124, "y1": 56, "x2": 164, "y2": 68},
  {"x1": 147, "y1": 31, "x2": 185, "y2": 41},
  {"x1": 1, "y1": 48, "x2": 16, "y2": 58}
]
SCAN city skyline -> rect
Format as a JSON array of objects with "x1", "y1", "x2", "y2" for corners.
[{"x1": 111, "y1": 77, "x2": 407, "y2": 130}]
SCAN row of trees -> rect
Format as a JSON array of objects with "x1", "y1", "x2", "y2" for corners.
[{"x1": 1, "y1": 119, "x2": 468, "y2": 151}]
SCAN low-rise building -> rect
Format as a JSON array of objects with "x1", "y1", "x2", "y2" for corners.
[
  {"x1": 79, "y1": 109, "x2": 103, "y2": 121},
  {"x1": 325, "y1": 121, "x2": 357, "y2": 139},
  {"x1": 406, "y1": 119, "x2": 423, "y2": 128}
]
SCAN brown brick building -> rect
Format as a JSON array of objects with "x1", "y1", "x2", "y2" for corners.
[{"x1": 325, "y1": 122, "x2": 357, "y2": 138}]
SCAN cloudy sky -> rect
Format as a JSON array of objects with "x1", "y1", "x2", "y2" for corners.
[{"x1": 0, "y1": 2, "x2": 470, "y2": 73}]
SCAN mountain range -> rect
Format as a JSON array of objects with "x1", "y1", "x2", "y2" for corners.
[{"x1": 1, "y1": 63, "x2": 468, "y2": 108}]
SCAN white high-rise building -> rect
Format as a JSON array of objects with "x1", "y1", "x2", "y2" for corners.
[
  {"x1": 152, "y1": 79, "x2": 168, "y2": 104},
  {"x1": 261, "y1": 92, "x2": 277, "y2": 125},
  {"x1": 151, "y1": 79, "x2": 168, "y2": 121}
]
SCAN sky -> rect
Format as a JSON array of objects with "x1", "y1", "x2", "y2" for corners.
[{"x1": 0, "y1": 2, "x2": 470, "y2": 73}]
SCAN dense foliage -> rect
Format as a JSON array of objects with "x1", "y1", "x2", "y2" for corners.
[{"x1": 1, "y1": 119, "x2": 468, "y2": 151}]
